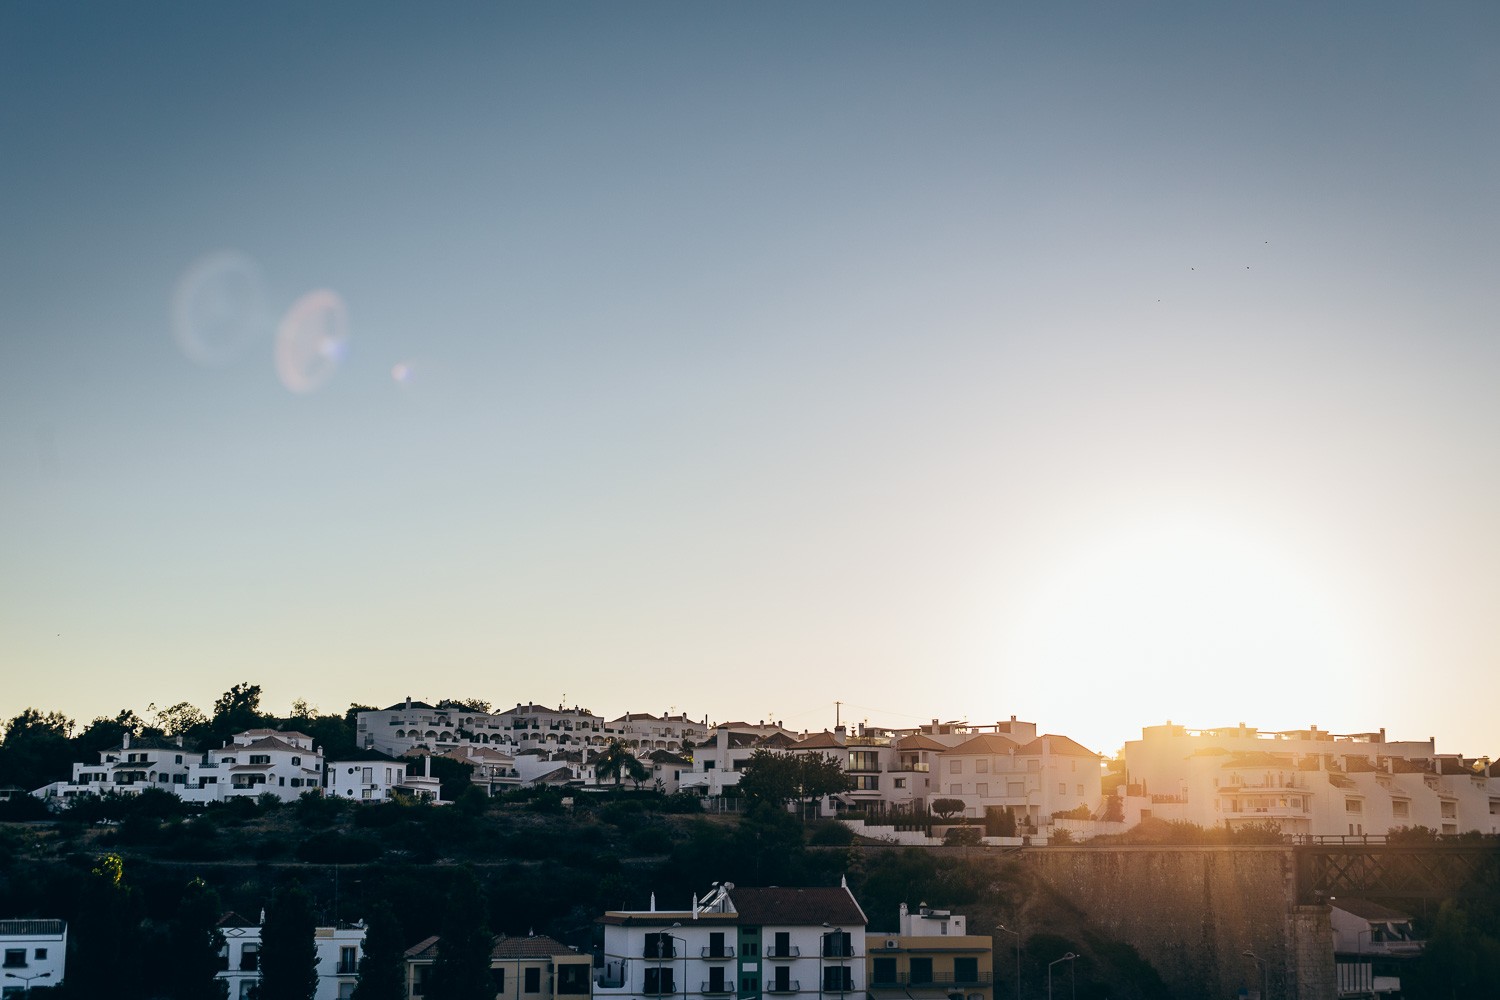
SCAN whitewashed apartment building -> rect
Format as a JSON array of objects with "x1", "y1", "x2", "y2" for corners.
[{"x1": 1120, "y1": 722, "x2": 1500, "y2": 837}]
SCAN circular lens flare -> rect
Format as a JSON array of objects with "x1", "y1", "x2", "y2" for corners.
[
  {"x1": 275, "y1": 289, "x2": 349, "y2": 393},
  {"x1": 171, "y1": 251, "x2": 271, "y2": 367}
]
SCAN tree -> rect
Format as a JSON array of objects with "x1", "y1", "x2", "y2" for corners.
[
  {"x1": 427, "y1": 869, "x2": 494, "y2": 1000},
  {"x1": 737, "y1": 750, "x2": 801, "y2": 807},
  {"x1": 0, "y1": 708, "x2": 76, "y2": 790},
  {"x1": 210, "y1": 683, "x2": 263, "y2": 740},
  {"x1": 350, "y1": 902, "x2": 405, "y2": 1000},
  {"x1": 68, "y1": 853, "x2": 147, "y2": 999},
  {"x1": 164, "y1": 878, "x2": 230, "y2": 1000},
  {"x1": 594, "y1": 739, "x2": 649, "y2": 788},
  {"x1": 257, "y1": 883, "x2": 318, "y2": 1000},
  {"x1": 75, "y1": 710, "x2": 145, "y2": 759},
  {"x1": 152, "y1": 700, "x2": 209, "y2": 738},
  {"x1": 931, "y1": 798, "x2": 965, "y2": 821}
]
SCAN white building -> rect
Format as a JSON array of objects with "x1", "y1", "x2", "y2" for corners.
[
  {"x1": 603, "y1": 713, "x2": 710, "y2": 754},
  {"x1": 32, "y1": 729, "x2": 325, "y2": 806},
  {"x1": 217, "y1": 913, "x2": 364, "y2": 1000},
  {"x1": 0, "y1": 919, "x2": 66, "y2": 995},
  {"x1": 596, "y1": 881, "x2": 867, "y2": 1000},
  {"x1": 1330, "y1": 899, "x2": 1420, "y2": 999},
  {"x1": 34, "y1": 733, "x2": 195, "y2": 802},
  {"x1": 1120, "y1": 722, "x2": 1500, "y2": 838},
  {"x1": 936, "y1": 732, "x2": 1102, "y2": 830},
  {"x1": 326, "y1": 754, "x2": 416, "y2": 802},
  {"x1": 199, "y1": 730, "x2": 325, "y2": 803}
]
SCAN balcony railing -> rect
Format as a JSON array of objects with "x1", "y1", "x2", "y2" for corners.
[
  {"x1": 765, "y1": 982, "x2": 800, "y2": 994},
  {"x1": 764, "y1": 946, "x2": 801, "y2": 959},
  {"x1": 701, "y1": 983, "x2": 735, "y2": 995},
  {"x1": 702, "y1": 947, "x2": 736, "y2": 960},
  {"x1": 874, "y1": 973, "x2": 993, "y2": 987}
]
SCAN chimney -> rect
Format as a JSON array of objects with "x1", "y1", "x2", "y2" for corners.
[{"x1": 123, "y1": 732, "x2": 131, "y2": 750}]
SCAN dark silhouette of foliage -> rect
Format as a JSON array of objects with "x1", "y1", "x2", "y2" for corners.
[
  {"x1": 257, "y1": 883, "x2": 318, "y2": 1000},
  {"x1": 427, "y1": 868, "x2": 494, "y2": 1000},
  {"x1": 164, "y1": 878, "x2": 230, "y2": 1000},
  {"x1": 350, "y1": 901, "x2": 406, "y2": 1000}
]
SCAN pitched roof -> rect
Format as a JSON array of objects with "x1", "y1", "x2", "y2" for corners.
[
  {"x1": 757, "y1": 733, "x2": 798, "y2": 749},
  {"x1": 892, "y1": 734, "x2": 949, "y2": 752},
  {"x1": 948, "y1": 734, "x2": 1021, "y2": 755},
  {"x1": 217, "y1": 911, "x2": 258, "y2": 928},
  {"x1": 728, "y1": 886, "x2": 866, "y2": 927},
  {"x1": 384, "y1": 701, "x2": 435, "y2": 711},
  {"x1": 1331, "y1": 898, "x2": 1413, "y2": 921},
  {"x1": 793, "y1": 732, "x2": 845, "y2": 750},
  {"x1": 406, "y1": 933, "x2": 584, "y2": 961},
  {"x1": 1015, "y1": 735, "x2": 1100, "y2": 758},
  {"x1": 233, "y1": 736, "x2": 307, "y2": 755},
  {"x1": 649, "y1": 750, "x2": 691, "y2": 765},
  {"x1": 493, "y1": 934, "x2": 580, "y2": 959}
]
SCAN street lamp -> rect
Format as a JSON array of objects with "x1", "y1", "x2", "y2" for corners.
[
  {"x1": 820, "y1": 923, "x2": 848, "y2": 1000},
  {"x1": 1242, "y1": 950, "x2": 1268, "y2": 1000},
  {"x1": 4, "y1": 972, "x2": 52, "y2": 997},
  {"x1": 1046, "y1": 953, "x2": 1075, "y2": 1000},
  {"x1": 667, "y1": 925, "x2": 688, "y2": 1000},
  {"x1": 995, "y1": 924, "x2": 1021, "y2": 1000}
]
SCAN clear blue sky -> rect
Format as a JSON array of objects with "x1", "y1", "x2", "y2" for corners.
[{"x1": 3, "y1": 2, "x2": 1497, "y2": 757}]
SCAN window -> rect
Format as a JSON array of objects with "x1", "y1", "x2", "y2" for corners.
[
  {"x1": 175, "y1": 754, "x2": 183, "y2": 764},
  {"x1": 853, "y1": 775, "x2": 878, "y2": 791},
  {"x1": 339, "y1": 985, "x2": 356, "y2": 1000},
  {"x1": 525, "y1": 966, "x2": 541, "y2": 993},
  {"x1": 893, "y1": 778, "x2": 905, "y2": 789},
  {"x1": 822, "y1": 931, "x2": 852, "y2": 958},
  {"x1": 3, "y1": 949, "x2": 24, "y2": 968},
  {"x1": 709, "y1": 932, "x2": 728, "y2": 958},
  {"x1": 742, "y1": 976, "x2": 759, "y2": 994},
  {"x1": 292, "y1": 756, "x2": 301, "y2": 765},
  {"x1": 644, "y1": 933, "x2": 676, "y2": 958},
  {"x1": 492, "y1": 968, "x2": 507, "y2": 993},
  {"x1": 557, "y1": 964, "x2": 589, "y2": 994},
  {"x1": 1007, "y1": 781, "x2": 1025, "y2": 797},
  {"x1": 240, "y1": 943, "x2": 260, "y2": 971},
  {"x1": 771, "y1": 932, "x2": 791, "y2": 958},
  {"x1": 644, "y1": 968, "x2": 676, "y2": 994},
  {"x1": 872, "y1": 958, "x2": 897, "y2": 985},
  {"x1": 949, "y1": 783, "x2": 962, "y2": 794},
  {"x1": 976, "y1": 759, "x2": 988, "y2": 773},
  {"x1": 909, "y1": 958, "x2": 933, "y2": 984},
  {"x1": 823, "y1": 967, "x2": 853, "y2": 992},
  {"x1": 1346, "y1": 799, "x2": 1363, "y2": 814},
  {"x1": 949, "y1": 760, "x2": 962, "y2": 774},
  {"x1": 954, "y1": 958, "x2": 978, "y2": 983},
  {"x1": 1058, "y1": 782, "x2": 1066, "y2": 795},
  {"x1": 249, "y1": 754, "x2": 270, "y2": 765},
  {"x1": 339, "y1": 946, "x2": 358, "y2": 975},
  {"x1": 1441, "y1": 801, "x2": 1457, "y2": 819},
  {"x1": 707, "y1": 968, "x2": 728, "y2": 993},
  {"x1": 1077, "y1": 784, "x2": 1084, "y2": 797},
  {"x1": 1393, "y1": 800, "x2": 1410, "y2": 818},
  {"x1": 32, "y1": 949, "x2": 45, "y2": 961},
  {"x1": 976, "y1": 783, "x2": 988, "y2": 797}
]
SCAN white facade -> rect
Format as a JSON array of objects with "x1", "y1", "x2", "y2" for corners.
[
  {"x1": 935, "y1": 733, "x2": 1102, "y2": 829},
  {"x1": 218, "y1": 918, "x2": 364, "y2": 1000},
  {"x1": 603, "y1": 713, "x2": 710, "y2": 754},
  {"x1": 596, "y1": 881, "x2": 867, "y2": 1000},
  {"x1": 33, "y1": 729, "x2": 325, "y2": 806},
  {"x1": 326, "y1": 757, "x2": 411, "y2": 802},
  {"x1": 199, "y1": 730, "x2": 324, "y2": 803},
  {"x1": 1120, "y1": 722, "x2": 1500, "y2": 838},
  {"x1": 0, "y1": 920, "x2": 66, "y2": 994}
]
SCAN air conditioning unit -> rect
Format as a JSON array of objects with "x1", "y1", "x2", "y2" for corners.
[{"x1": 885, "y1": 940, "x2": 898, "y2": 950}]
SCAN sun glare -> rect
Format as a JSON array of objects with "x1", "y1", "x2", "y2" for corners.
[{"x1": 1004, "y1": 513, "x2": 1363, "y2": 733}]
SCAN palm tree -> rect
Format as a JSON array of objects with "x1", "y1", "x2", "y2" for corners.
[{"x1": 594, "y1": 739, "x2": 649, "y2": 788}]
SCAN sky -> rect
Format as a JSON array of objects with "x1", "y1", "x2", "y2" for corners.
[{"x1": 2, "y1": 2, "x2": 1498, "y2": 759}]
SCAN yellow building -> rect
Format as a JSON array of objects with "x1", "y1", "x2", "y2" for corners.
[{"x1": 866, "y1": 904, "x2": 993, "y2": 1000}]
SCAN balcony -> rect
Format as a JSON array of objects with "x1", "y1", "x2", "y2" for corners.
[
  {"x1": 701, "y1": 983, "x2": 735, "y2": 995},
  {"x1": 764, "y1": 946, "x2": 801, "y2": 959},
  {"x1": 765, "y1": 983, "x2": 801, "y2": 994},
  {"x1": 891, "y1": 974, "x2": 993, "y2": 987},
  {"x1": 888, "y1": 763, "x2": 930, "y2": 773},
  {"x1": 702, "y1": 947, "x2": 736, "y2": 960}
]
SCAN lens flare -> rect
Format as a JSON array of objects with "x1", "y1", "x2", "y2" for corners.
[
  {"x1": 171, "y1": 250, "x2": 271, "y2": 367},
  {"x1": 275, "y1": 289, "x2": 349, "y2": 393}
]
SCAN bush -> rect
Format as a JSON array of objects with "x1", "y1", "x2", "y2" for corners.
[
  {"x1": 808, "y1": 820, "x2": 855, "y2": 846},
  {"x1": 943, "y1": 826, "x2": 981, "y2": 845}
]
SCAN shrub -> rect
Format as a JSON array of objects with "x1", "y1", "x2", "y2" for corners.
[
  {"x1": 808, "y1": 819, "x2": 855, "y2": 846},
  {"x1": 943, "y1": 826, "x2": 981, "y2": 845}
]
